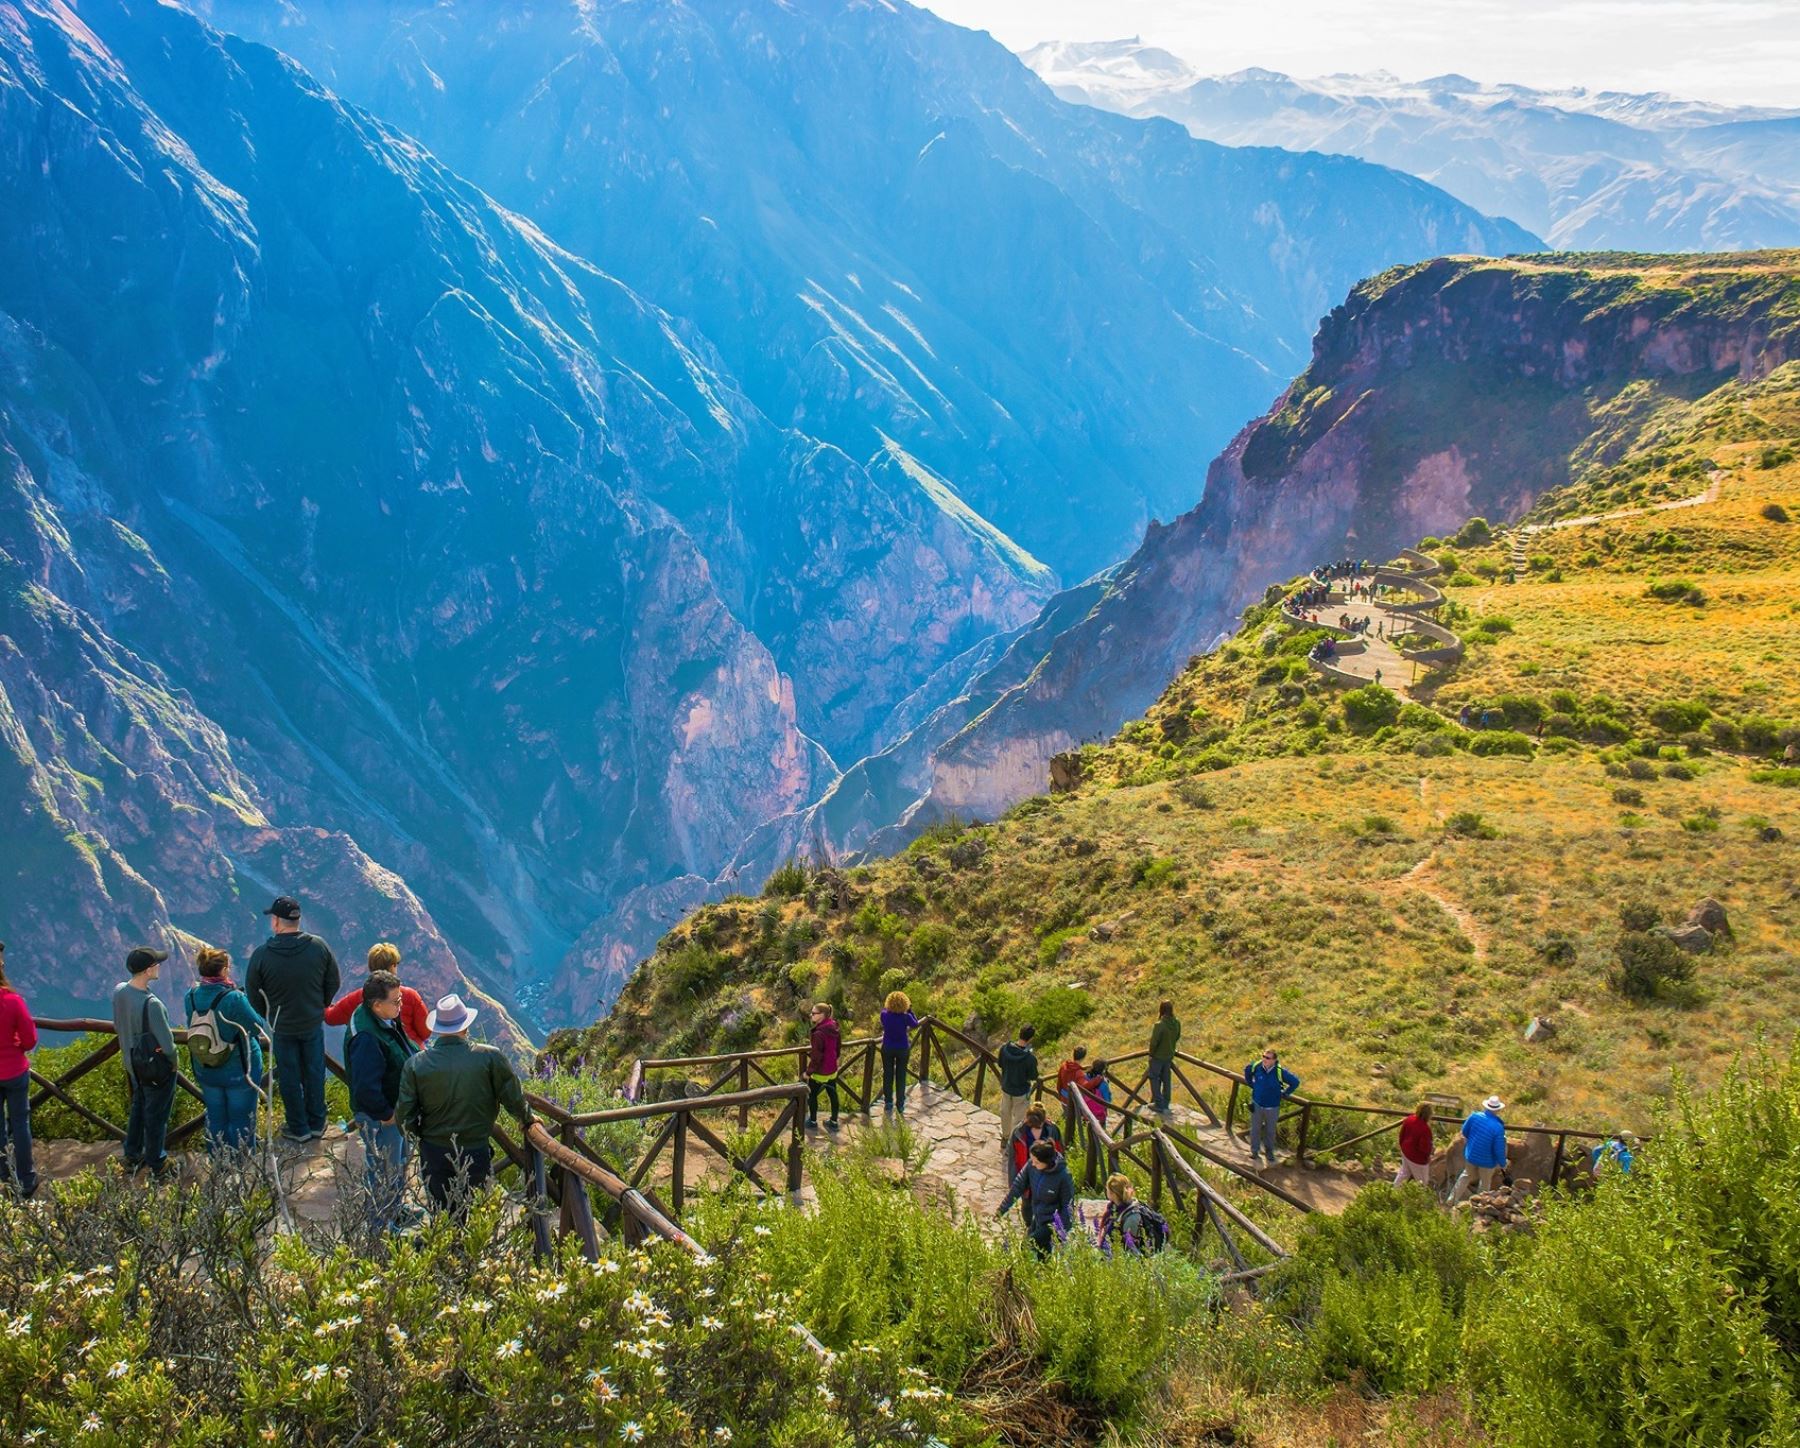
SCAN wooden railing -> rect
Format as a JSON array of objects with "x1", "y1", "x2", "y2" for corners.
[{"x1": 27, "y1": 1017, "x2": 804, "y2": 1261}]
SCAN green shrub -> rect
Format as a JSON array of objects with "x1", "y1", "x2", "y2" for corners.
[
  {"x1": 1648, "y1": 698, "x2": 1710, "y2": 734},
  {"x1": 1611, "y1": 786, "x2": 1645, "y2": 807},
  {"x1": 1471, "y1": 615, "x2": 1514, "y2": 637},
  {"x1": 762, "y1": 859, "x2": 809, "y2": 898},
  {"x1": 1469, "y1": 730, "x2": 1535, "y2": 758},
  {"x1": 1750, "y1": 768, "x2": 1800, "y2": 788},
  {"x1": 1020, "y1": 1236, "x2": 1216, "y2": 1413},
  {"x1": 1645, "y1": 578, "x2": 1705, "y2": 605},
  {"x1": 1467, "y1": 1050, "x2": 1800, "y2": 1444},
  {"x1": 1763, "y1": 501, "x2": 1792, "y2": 522},
  {"x1": 906, "y1": 921, "x2": 955, "y2": 970},
  {"x1": 1444, "y1": 810, "x2": 1498, "y2": 839},
  {"x1": 1611, "y1": 929, "x2": 1696, "y2": 1002},
  {"x1": 1450, "y1": 517, "x2": 1493, "y2": 547},
  {"x1": 1342, "y1": 685, "x2": 1401, "y2": 733},
  {"x1": 1681, "y1": 813, "x2": 1720, "y2": 833},
  {"x1": 1396, "y1": 703, "x2": 1447, "y2": 732},
  {"x1": 28, "y1": 1034, "x2": 206, "y2": 1143},
  {"x1": 1128, "y1": 854, "x2": 1182, "y2": 889},
  {"x1": 1264, "y1": 1185, "x2": 1482, "y2": 1395}
]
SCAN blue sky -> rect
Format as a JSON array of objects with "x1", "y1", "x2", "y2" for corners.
[{"x1": 923, "y1": 0, "x2": 1800, "y2": 108}]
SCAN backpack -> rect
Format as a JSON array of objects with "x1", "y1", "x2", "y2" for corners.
[
  {"x1": 1117, "y1": 1202, "x2": 1170, "y2": 1254},
  {"x1": 129, "y1": 996, "x2": 175, "y2": 1088},
  {"x1": 185, "y1": 986, "x2": 245, "y2": 1070}
]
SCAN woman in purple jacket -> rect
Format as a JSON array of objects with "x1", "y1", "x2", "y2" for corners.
[{"x1": 878, "y1": 990, "x2": 920, "y2": 1114}]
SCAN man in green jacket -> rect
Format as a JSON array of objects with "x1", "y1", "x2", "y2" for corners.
[
  {"x1": 395, "y1": 994, "x2": 531, "y2": 1212},
  {"x1": 1147, "y1": 1000, "x2": 1181, "y2": 1114}
]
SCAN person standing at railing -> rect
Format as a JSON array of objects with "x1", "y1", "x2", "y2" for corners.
[
  {"x1": 1007, "y1": 1103, "x2": 1064, "y2": 1223},
  {"x1": 1147, "y1": 1001, "x2": 1181, "y2": 1114},
  {"x1": 183, "y1": 946, "x2": 270, "y2": 1153},
  {"x1": 0, "y1": 943, "x2": 40, "y2": 1199},
  {"x1": 245, "y1": 896, "x2": 341, "y2": 1145},
  {"x1": 1450, "y1": 1096, "x2": 1509, "y2": 1203},
  {"x1": 805, "y1": 1002, "x2": 841, "y2": 1131},
  {"x1": 1243, "y1": 1048, "x2": 1300, "y2": 1170},
  {"x1": 112, "y1": 945, "x2": 177, "y2": 1179},
  {"x1": 877, "y1": 990, "x2": 919, "y2": 1114},
  {"x1": 347, "y1": 971, "x2": 418, "y2": 1230},
  {"x1": 1394, "y1": 1101, "x2": 1435, "y2": 1188},
  {"x1": 324, "y1": 942, "x2": 430, "y2": 1047},
  {"x1": 995, "y1": 1138, "x2": 1075, "y2": 1258},
  {"x1": 396, "y1": 993, "x2": 531, "y2": 1213},
  {"x1": 1081, "y1": 1059, "x2": 1113, "y2": 1130},
  {"x1": 996, "y1": 1024, "x2": 1038, "y2": 1147}
]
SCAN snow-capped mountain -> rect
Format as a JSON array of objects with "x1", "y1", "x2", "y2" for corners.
[{"x1": 1022, "y1": 39, "x2": 1800, "y2": 251}]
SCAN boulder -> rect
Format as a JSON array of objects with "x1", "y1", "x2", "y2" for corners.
[
  {"x1": 1759, "y1": 825, "x2": 1785, "y2": 843},
  {"x1": 1089, "y1": 921, "x2": 1117, "y2": 942},
  {"x1": 1658, "y1": 923, "x2": 1713, "y2": 955},
  {"x1": 1523, "y1": 1015, "x2": 1557, "y2": 1043},
  {"x1": 1049, "y1": 751, "x2": 1084, "y2": 792},
  {"x1": 1684, "y1": 897, "x2": 1731, "y2": 938}
]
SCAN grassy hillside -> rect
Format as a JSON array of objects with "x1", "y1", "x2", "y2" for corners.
[{"x1": 554, "y1": 345, "x2": 1800, "y2": 1140}]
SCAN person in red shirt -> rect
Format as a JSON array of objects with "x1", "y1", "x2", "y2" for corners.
[
  {"x1": 324, "y1": 942, "x2": 429, "y2": 1046},
  {"x1": 1395, "y1": 1101, "x2": 1436, "y2": 1188},
  {"x1": 0, "y1": 943, "x2": 40, "y2": 1198}
]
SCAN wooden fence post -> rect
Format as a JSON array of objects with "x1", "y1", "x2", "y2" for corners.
[
  {"x1": 1226, "y1": 1080, "x2": 1241, "y2": 1140},
  {"x1": 862, "y1": 1043, "x2": 877, "y2": 1114},
  {"x1": 1150, "y1": 1139, "x2": 1164, "y2": 1211},
  {"x1": 1296, "y1": 1102, "x2": 1314, "y2": 1166},
  {"x1": 738, "y1": 1059, "x2": 751, "y2": 1130},
  {"x1": 786, "y1": 1098, "x2": 805, "y2": 1196},
  {"x1": 1549, "y1": 1132, "x2": 1566, "y2": 1188},
  {"x1": 530, "y1": 1149, "x2": 555, "y2": 1260},
  {"x1": 671, "y1": 1111, "x2": 688, "y2": 1213}
]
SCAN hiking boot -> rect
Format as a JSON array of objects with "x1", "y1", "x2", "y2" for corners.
[
  {"x1": 805, "y1": 1118, "x2": 818, "y2": 1131},
  {"x1": 826, "y1": 1119, "x2": 840, "y2": 1132},
  {"x1": 279, "y1": 1128, "x2": 311, "y2": 1146}
]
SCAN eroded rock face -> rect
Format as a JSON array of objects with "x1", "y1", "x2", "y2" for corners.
[{"x1": 0, "y1": 0, "x2": 1047, "y2": 1031}]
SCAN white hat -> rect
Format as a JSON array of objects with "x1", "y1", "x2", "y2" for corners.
[
  {"x1": 428, "y1": 993, "x2": 478, "y2": 1035},
  {"x1": 1483, "y1": 1095, "x2": 1505, "y2": 1112}
]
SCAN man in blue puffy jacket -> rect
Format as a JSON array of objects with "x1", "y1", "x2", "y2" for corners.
[
  {"x1": 1451, "y1": 1095, "x2": 1509, "y2": 1202},
  {"x1": 1243, "y1": 1047, "x2": 1300, "y2": 1168}
]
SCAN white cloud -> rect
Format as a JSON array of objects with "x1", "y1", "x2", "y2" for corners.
[{"x1": 923, "y1": 0, "x2": 1800, "y2": 107}]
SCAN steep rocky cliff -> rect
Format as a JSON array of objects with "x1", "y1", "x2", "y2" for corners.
[
  {"x1": 0, "y1": 0, "x2": 1043, "y2": 1024},
  {"x1": 848, "y1": 253, "x2": 1800, "y2": 829}
]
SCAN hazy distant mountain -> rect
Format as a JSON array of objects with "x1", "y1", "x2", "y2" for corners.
[{"x1": 1022, "y1": 39, "x2": 1800, "y2": 251}]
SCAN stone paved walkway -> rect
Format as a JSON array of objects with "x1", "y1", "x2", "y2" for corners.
[{"x1": 809, "y1": 1081, "x2": 1012, "y2": 1215}]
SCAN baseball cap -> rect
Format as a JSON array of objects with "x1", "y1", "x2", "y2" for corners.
[
  {"x1": 126, "y1": 946, "x2": 170, "y2": 973},
  {"x1": 262, "y1": 896, "x2": 302, "y2": 922}
]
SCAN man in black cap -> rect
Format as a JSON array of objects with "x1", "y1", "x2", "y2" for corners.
[
  {"x1": 245, "y1": 897, "x2": 341, "y2": 1143},
  {"x1": 111, "y1": 945, "x2": 176, "y2": 1176}
]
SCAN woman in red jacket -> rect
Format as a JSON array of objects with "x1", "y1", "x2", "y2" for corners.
[
  {"x1": 0, "y1": 944, "x2": 40, "y2": 1198},
  {"x1": 1395, "y1": 1101, "x2": 1435, "y2": 1187},
  {"x1": 324, "y1": 942, "x2": 430, "y2": 1046}
]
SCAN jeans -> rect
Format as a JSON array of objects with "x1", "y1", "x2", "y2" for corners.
[
  {"x1": 807, "y1": 1075, "x2": 840, "y2": 1124},
  {"x1": 1026, "y1": 1221, "x2": 1056, "y2": 1259},
  {"x1": 880, "y1": 1047, "x2": 910, "y2": 1109},
  {"x1": 1249, "y1": 1105, "x2": 1281, "y2": 1161},
  {"x1": 272, "y1": 1031, "x2": 327, "y2": 1136},
  {"x1": 1147, "y1": 1058, "x2": 1173, "y2": 1112},
  {"x1": 419, "y1": 1140, "x2": 492, "y2": 1213},
  {"x1": 357, "y1": 1114, "x2": 409, "y2": 1228},
  {"x1": 200, "y1": 1079, "x2": 261, "y2": 1153},
  {"x1": 124, "y1": 1073, "x2": 176, "y2": 1171},
  {"x1": 0, "y1": 1071, "x2": 36, "y2": 1194}
]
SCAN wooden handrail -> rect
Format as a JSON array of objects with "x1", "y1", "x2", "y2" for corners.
[
  {"x1": 556, "y1": 1082, "x2": 807, "y2": 1129},
  {"x1": 527, "y1": 1121, "x2": 701, "y2": 1255}
]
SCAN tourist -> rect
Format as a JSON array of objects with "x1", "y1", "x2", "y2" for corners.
[
  {"x1": 1098, "y1": 1173, "x2": 1163, "y2": 1256},
  {"x1": 1451, "y1": 1095, "x2": 1509, "y2": 1203},
  {"x1": 1394, "y1": 1101, "x2": 1435, "y2": 1188},
  {"x1": 325, "y1": 942, "x2": 429, "y2": 1046},
  {"x1": 0, "y1": 943, "x2": 39, "y2": 1198},
  {"x1": 996, "y1": 1024, "x2": 1038, "y2": 1145},
  {"x1": 1590, "y1": 1130, "x2": 1637, "y2": 1179},
  {"x1": 1081, "y1": 1059, "x2": 1114, "y2": 1130},
  {"x1": 1243, "y1": 1047, "x2": 1300, "y2": 1169},
  {"x1": 113, "y1": 945, "x2": 176, "y2": 1178},
  {"x1": 995, "y1": 1138, "x2": 1075, "y2": 1258},
  {"x1": 245, "y1": 897, "x2": 341, "y2": 1144},
  {"x1": 183, "y1": 946, "x2": 270, "y2": 1153},
  {"x1": 1007, "y1": 1104, "x2": 1064, "y2": 1222},
  {"x1": 395, "y1": 993, "x2": 531, "y2": 1213},
  {"x1": 1147, "y1": 1000, "x2": 1180, "y2": 1114},
  {"x1": 1056, "y1": 1045, "x2": 1089, "y2": 1112},
  {"x1": 346, "y1": 971, "x2": 418, "y2": 1229},
  {"x1": 805, "y1": 1001, "x2": 842, "y2": 1131},
  {"x1": 878, "y1": 990, "x2": 919, "y2": 1113}
]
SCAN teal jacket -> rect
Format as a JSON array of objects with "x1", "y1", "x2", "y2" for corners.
[{"x1": 182, "y1": 982, "x2": 269, "y2": 1088}]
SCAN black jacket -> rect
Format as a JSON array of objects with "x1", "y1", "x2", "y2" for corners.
[
  {"x1": 245, "y1": 931, "x2": 341, "y2": 1038},
  {"x1": 997, "y1": 1041, "x2": 1038, "y2": 1096},
  {"x1": 347, "y1": 1002, "x2": 417, "y2": 1120}
]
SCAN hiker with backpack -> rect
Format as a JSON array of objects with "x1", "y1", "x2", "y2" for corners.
[
  {"x1": 0, "y1": 943, "x2": 40, "y2": 1199},
  {"x1": 325, "y1": 942, "x2": 429, "y2": 1046},
  {"x1": 346, "y1": 970, "x2": 419, "y2": 1229},
  {"x1": 112, "y1": 945, "x2": 177, "y2": 1179},
  {"x1": 184, "y1": 946, "x2": 271, "y2": 1153},
  {"x1": 878, "y1": 989, "x2": 919, "y2": 1113},
  {"x1": 1243, "y1": 1047, "x2": 1300, "y2": 1170},
  {"x1": 996, "y1": 1137, "x2": 1076, "y2": 1258},
  {"x1": 245, "y1": 896, "x2": 341, "y2": 1144},
  {"x1": 805, "y1": 1002, "x2": 841, "y2": 1131},
  {"x1": 1099, "y1": 1173, "x2": 1168, "y2": 1256}
]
